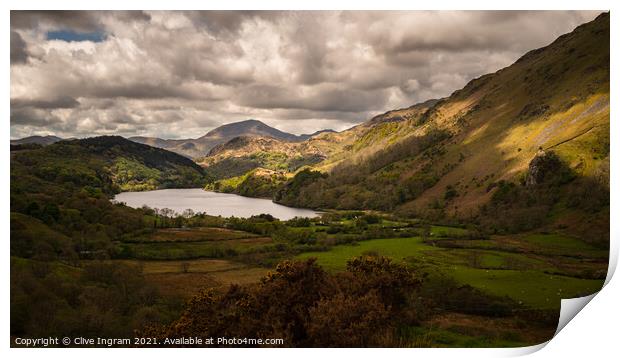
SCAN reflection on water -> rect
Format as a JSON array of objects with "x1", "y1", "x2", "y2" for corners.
[{"x1": 113, "y1": 188, "x2": 319, "y2": 220}]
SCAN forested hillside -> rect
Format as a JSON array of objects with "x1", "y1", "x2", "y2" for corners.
[
  {"x1": 199, "y1": 135, "x2": 326, "y2": 179},
  {"x1": 11, "y1": 136, "x2": 209, "y2": 258}
]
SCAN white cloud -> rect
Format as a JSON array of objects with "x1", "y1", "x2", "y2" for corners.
[{"x1": 10, "y1": 10, "x2": 601, "y2": 138}]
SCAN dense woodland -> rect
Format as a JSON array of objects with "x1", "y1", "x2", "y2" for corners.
[
  {"x1": 10, "y1": 137, "x2": 210, "y2": 337},
  {"x1": 11, "y1": 137, "x2": 208, "y2": 259}
]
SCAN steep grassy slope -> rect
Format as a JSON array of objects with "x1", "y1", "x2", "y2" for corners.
[{"x1": 275, "y1": 13, "x2": 609, "y2": 243}]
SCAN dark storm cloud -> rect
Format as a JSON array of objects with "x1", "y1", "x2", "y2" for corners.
[
  {"x1": 184, "y1": 10, "x2": 281, "y2": 34},
  {"x1": 171, "y1": 55, "x2": 254, "y2": 86},
  {"x1": 89, "y1": 83, "x2": 205, "y2": 100},
  {"x1": 10, "y1": 31, "x2": 28, "y2": 63},
  {"x1": 114, "y1": 11, "x2": 152, "y2": 24},
  {"x1": 237, "y1": 84, "x2": 390, "y2": 112},
  {"x1": 10, "y1": 10, "x2": 602, "y2": 139},
  {"x1": 11, "y1": 96, "x2": 80, "y2": 109},
  {"x1": 11, "y1": 10, "x2": 150, "y2": 31},
  {"x1": 359, "y1": 11, "x2": 598, "y2": 68},
  {"x1": 11, "y1": 10, "x2": 103, "y2": 31},
  {"x1": 10, "y1": 107, "x2": 63, "y2": 126}
]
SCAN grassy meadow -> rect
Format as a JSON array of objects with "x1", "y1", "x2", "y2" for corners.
[
  {"x1": 297, "y1": 226, "x2": 606, "y2": 311},
  {"x1": 82, "y1": 213, "x2": 604, "y2": 347},
  {"x1": 104, "y1": 215, "x2": 607, "y2": 315}
]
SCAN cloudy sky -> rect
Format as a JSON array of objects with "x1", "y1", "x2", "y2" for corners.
[{"x1": 10, "y1": 10, "x2": 601, "y2": 139}]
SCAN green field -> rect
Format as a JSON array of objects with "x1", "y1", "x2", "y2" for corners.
[
  {"x1": 111, "y1": 225, "x2": 609, "y2": 311},
  {"x1": 116, "y1": 227, "x2": 607, "y2": 309},
  {"x1": 297, "y1": 237, "x2": 437, "y2": 271},
  {"x1": 423, "y1": 248, "x2": 551, "y2": 270},
  {"x1": 448, "y1": 267, "x2": 604, "y2": 309},
  {"x1": 114, "y1": 226, "x2": 283, "y2": 260},
  {"x1": 116, "y1": 258, "x2": 246, "y2": 274},
  {"x1": 520, "y1": 234, "x2": 608, "y2": 258},
  {"x1": 430, "y1": 225, "x2": 471, "y2": 237},
  {"x1": 126, "y1": 227, "x2": 258, "y2": 243},
  {"x1": 117, "y1": 236, "x2": 275, "y2": 260},
  {"x1": 398, "y1": 325, "x2": 526, "y2": 348},
  {"x1": 296, "y1": 234, "x2": 606, "y2": 310},
  {"x1": 116, "y1": 258, "x2": 271, "y2": 298}
]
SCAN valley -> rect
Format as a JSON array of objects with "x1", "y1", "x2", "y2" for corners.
[{"x1": 9, "y1": 12, "x2": 609, "y2": 348}]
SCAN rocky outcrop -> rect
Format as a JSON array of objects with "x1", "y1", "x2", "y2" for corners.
[{"x1": 525, "y1": 149, "x2": 562, "y2": 186}]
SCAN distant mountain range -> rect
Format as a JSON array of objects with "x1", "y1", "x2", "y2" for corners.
[
  {"x1": 10, "y1": 120, "x2": 336, "y2": 159},
  {"x1": 10, "y1": 135, "x2": 63, "y2": 146},
  {"x1": 129, "y1": 119, "x2": 335, "y2": 158}
]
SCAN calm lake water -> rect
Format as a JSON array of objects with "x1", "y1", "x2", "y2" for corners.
[{"x1": 113, "y1": 188, "x2": 319, "y2": 220}]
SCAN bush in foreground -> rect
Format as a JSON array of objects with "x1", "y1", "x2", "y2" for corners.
[{"x1": 145, "y1": 256, "x2": 421, "y2": 347}]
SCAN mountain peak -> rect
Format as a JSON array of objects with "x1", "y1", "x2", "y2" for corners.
[
  {"x1": 130, "y1": 119, "x2": 325, "y2": 158},
  {"x1": 201, "y1": 119, "x2": 297, "y2": 141}
]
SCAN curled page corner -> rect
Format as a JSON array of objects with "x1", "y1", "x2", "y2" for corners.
[
  {"x1": 504, "y1": 341, "x2": 549, "y2": 356},
  {"x1": 507, "y1": 293, "x2": 602, "y2": 356},
  {"x1": 604, "y1": 239, "x2": 618, "y2": 286},
  {"x1": 548, "y1": 239, "x2": 617, "y2": 347},
  {"x1": 549, "y1": 237, "x2": 617, "y2": 340},
  {"x1": 554, "y1": 293, "x2": 598, "y2": 336},
  {"x1": 509, "y1": 239, "x2": 617, "y2": 356}
]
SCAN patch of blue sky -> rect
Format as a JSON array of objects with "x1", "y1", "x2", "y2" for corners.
[{"x1": 46, "y1": 30, "x2": 106, "y2": 43}]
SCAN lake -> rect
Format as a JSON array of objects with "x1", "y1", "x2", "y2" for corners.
[{"x1": 113, "y1": 188, "x2": 320, "y2": 220}]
